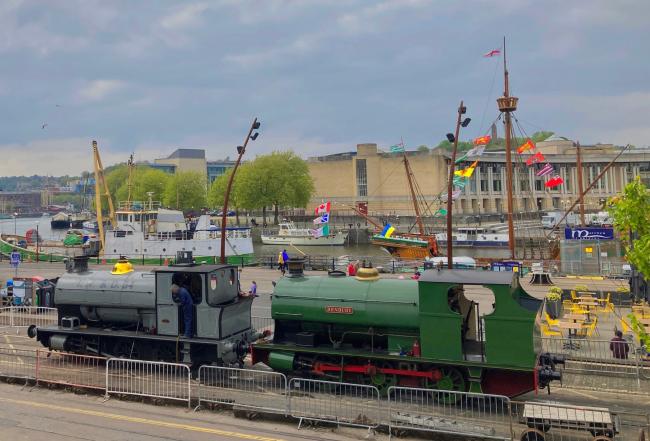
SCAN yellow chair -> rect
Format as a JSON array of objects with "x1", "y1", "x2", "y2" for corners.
[
  {"x1": 541, "y1": 323, "x2": 562, "y2": 337},
  {"x1": 562, "y1": 300, "x2": 574, "y2": 311},
  {"x1": 598, "y1": 293, "x2": 614, "y2": 313},
  {"x1": 570, "y1": 290, "x2": 578, "y2": 301},
  {"x1": 620, "y1": 319, "x2": 631, "y2": 335},
  {"x1": 544, "y1": 312, "x2": 560, "y2": 327},
  {"x1": 582, "y1": 317, "x2": 598, "y2": 337}
]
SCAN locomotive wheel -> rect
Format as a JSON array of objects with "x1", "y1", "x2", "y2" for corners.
[
  {"x1": 520, "y1": 428, "x2": 545, "y2": 441},
  {"x1": 592, "y1": 436, "x2": 613, "y2": 441},
  {"x1": 430, "y1": 366, "x2": 466, "y2": 404},
  {"x1": 113, "y1": 340, "x2": 140, "y2": 359},
  {"x1": 369, "y1": 362, "x2": 397, "y2": 395}
]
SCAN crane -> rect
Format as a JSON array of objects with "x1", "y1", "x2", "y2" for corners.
[{"x1": 92, "y1": 140, "x2": 116, "y2": 254}]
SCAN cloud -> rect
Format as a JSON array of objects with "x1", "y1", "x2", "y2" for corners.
[
  {"x1": 0, "y1": 138, "x2": 165, "y2": 176},
  {"x1": 77, "y1": 80, "x2": 126, "y2": 102},
  {"x1": 159, "y1": 2, "x2": 209, "y2": 30}
]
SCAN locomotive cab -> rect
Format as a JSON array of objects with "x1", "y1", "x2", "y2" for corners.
[{"x1": 154, "y1": 265, "x2": 252, "y2": 340}]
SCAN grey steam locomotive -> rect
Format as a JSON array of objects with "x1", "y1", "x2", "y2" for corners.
[{"x1": 28, "y1": 255, "x2": 260, "y2": 367}]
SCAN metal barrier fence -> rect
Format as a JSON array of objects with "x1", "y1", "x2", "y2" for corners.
[
  {"x1": 106, "y1": 358, "x2": 191, "y2": 407},
  {"x1": 288, "y1": 378, "x2": 382, "y2": 430},
  {"x1": 251, "y1": 315, "x2": 274, "y2": 335},
  {"x1": 540, "y1": 337, "x2": 647, "y2": 395},
  {"x1": 0, "y1": 306, "x2": 58, "y2": 332},
  {"x1": 0, "y1": 344, "x2": 648, "y2": 438},
  {"x1": 36, "y1": 349, "x2": 106, "y2": 391},
  {"x1": 387, "y1": 386, "x2": 512, "y2": 440},
  {"x1": 0, "y1": 344, "x2": 36, "y2": 381},
  {"x1": 197, "y1": 366, "x2": 287, "y2": 414}
]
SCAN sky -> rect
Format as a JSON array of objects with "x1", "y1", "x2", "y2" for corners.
[{"x1": 0, "y1": 0, "x2": 649, "y2": 176}]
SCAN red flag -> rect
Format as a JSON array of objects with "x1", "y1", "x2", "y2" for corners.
[
  {"x1": 517, "y1": 139, "x2": 535, "y2": 154},
  {"x1": 484, "y1": 49, "x2": 501, "y2": 57},
  {"x1": 544, "y1": 175, "x2": 564, "y2": 188},
  {"x1": 315, "y1": 201, "x2": 331, "y2": 214},
  {"x1": 473, "y1": 135, "x2": 491, "y2": 146},
  {"x1": 525, "y1": 151, "x2": 545, "y2": 166}
]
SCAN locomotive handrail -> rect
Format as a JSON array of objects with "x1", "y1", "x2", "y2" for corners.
[{"x1": 273, "y1": 294, "x2": 417, "y2": 305}]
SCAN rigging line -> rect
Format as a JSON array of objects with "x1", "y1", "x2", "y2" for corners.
[{"x1": 477, "y1": 53, "x2": 502, "y2": 138}]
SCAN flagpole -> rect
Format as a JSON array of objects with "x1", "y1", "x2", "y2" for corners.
[
  {"x1": 446, "y1": 100, "x2": 464, "y2": 270},
  {"x1": 497, "y1": 36, "x2": 518, "y2": 260}
]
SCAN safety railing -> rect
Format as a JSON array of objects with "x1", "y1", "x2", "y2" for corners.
[
  {"x1": 251, "y1": 316, "x2": 274, "y2": 335},
  {"x1": 387, "y1": 386, "x2": 512, "y2": 440},
  {"x1": 105, "y1": 358, "x2": 191, "y2": 407},
  {"x1": 36, "y1": 349, "x2": 106, "y2": 391},
  {"x1": 0, "y1": 344, "x2": 36, "y2": 381},
  {"x1": 0, "y1": 345, "x2": 647, "y2": 439},
  {"x1": 540, "y1": 337, "x2": 646, "y2": 395},
  {"x1": 288, "y1": 378, "x2": 382, "y2": 430},
  {"x1": 0, "y1": 306, "x2": 58, "y2": 332},
  {"x1": 197, "y1": 366, "x2": 288, "y2": 414}
]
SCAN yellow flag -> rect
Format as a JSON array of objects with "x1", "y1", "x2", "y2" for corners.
[{"x1": 454, "y1": 160, "x2": 478, "y2": 178}]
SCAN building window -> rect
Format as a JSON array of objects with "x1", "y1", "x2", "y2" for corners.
[
  {"x1": 480, "y1": 179, "x2": 488, "y2": 192},
  {"x1": 492, "y1": 176, "x2": 502, "y2": 192},
  {"x1": 552, "y1": 197, "x2": 560, "y2": 209},
  {"x1": 356, "y1": 159, "x2": 367, "y2": 197},
  {"x1": 535, "y1": 179, "x2": 543, "y2": 192},
  {"x1": 520, "y1": 178, "x2": 530, "y2": 192}
]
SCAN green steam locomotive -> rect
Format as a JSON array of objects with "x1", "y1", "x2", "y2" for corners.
[{"x1": 252, "y1": 261, "x2": 562, "y2": 398}]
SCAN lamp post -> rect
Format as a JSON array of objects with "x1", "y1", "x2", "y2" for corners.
[
  {"x1": 445, "y1": 102, "x2": 471, "y2": 269},
  {"x1": 220, "y1": 118, "x2": 261, "y2": 264},
  {"x1": 13, "y1": 212, "x2": 17, "y2": 235}
]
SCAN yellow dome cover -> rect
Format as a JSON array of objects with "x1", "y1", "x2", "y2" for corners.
[{"x1": 111, "y1": 258, "x2": 134, "y2": 275}]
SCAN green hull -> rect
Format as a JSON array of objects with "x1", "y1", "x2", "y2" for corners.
[{"x1": 1, "y1": 238, "x2": 254, "y2": 266}]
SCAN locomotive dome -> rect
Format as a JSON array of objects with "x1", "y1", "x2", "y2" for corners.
[{"x1": 111, "y1": 258, "x2": 134, "y2": 275}]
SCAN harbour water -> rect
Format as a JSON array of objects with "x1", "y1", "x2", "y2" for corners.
[{"x1": 0, "y1": 217, "x2": 511, "y2": 259}]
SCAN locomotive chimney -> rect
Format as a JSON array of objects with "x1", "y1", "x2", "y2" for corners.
[
  {"x1": 286, "y1": 258, "x2": 305, "y2": 278},
  {"x1": 65, "y1": 255, "x2": 89, "y2": 273}
]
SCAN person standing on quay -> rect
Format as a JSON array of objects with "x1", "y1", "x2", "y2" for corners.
[
  {"x1": 282, "y1": 249, "x2": 289, "y2": 271},
  {"x1": 610, "y1": 330, "x2": 629, "y2": 359},
  {"x1": 277, "y1": 251, "x2": 285, "y2": 275}
]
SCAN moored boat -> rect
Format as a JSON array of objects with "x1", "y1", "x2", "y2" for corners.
[
  {"x1": 50, "y1": 212, "x2": 70, "y2": 229},
  {"x1": 102, "y1": 201, "x2": 255, "y2": 264},
  {"x1": 261, "y1": 221, "x2": 346, "y2": 246}
]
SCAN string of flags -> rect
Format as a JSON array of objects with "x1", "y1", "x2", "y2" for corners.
[
  {"x1": 311, "y1": 201, "x2": 331, "y2": 237},
  {"x1": 516, "y1": 138, "x2": 564, "y2": 188}
]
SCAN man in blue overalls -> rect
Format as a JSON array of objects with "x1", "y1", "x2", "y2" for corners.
[{"x1": 171, "y1": 284, "x2": 194, "y2": 338}]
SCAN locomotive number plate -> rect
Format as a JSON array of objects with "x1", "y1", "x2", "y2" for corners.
[{"x1": 325, "y1": 306, "x2": 353, "y2": 314}]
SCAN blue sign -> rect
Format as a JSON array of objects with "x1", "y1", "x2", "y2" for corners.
[
  {"x1": 9, "y1": 251, "x2": 21, "y2": 267},
  {"x1": 564, "y1": 227, "x2": 614, "y2": 240}
]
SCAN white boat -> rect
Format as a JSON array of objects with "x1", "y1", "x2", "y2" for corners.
[
  {"x1": 82, "y1": 220, "x2": 98, "y2": 231},
  {"x1": 435, "y1": 227, "x2": 509, "y2": 247},
  {"x1": 261, "y1": 221, "x2": 346, "y2": 246},
  {"x1": 103, "y1": 201, "x2": 254, "y2": 263},
  {"x1": 425, "y1": 256, "x2": 477, "y2": 269}
]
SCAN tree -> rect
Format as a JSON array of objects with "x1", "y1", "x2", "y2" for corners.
[
  {"x1": 435, "y1": 139, "x2": 474, "y2": 152},
  {"x1": 208, "y1": 166, "x2": 248, "y2": 225},
  {"x1": 237, "y1": 151, "x2": 314, "y2": 224},
  {"x1": 162, "y1": 170, "x2": 207, "y2": 212},
  {"x1": 114, "y1": 167, "x2": 171, "y2": 204},
  {"x1": 608, "y1": 177, "x2": 650, "y2": 278},
  {"x1": 416, "y1": 145, "x2": 430, "y2": 152}
]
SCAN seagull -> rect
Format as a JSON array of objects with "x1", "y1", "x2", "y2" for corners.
[{"x1": 41, "y1": 123, "x2": 48, "y2": 129}]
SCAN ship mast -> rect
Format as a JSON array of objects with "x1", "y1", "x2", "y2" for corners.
[
  {"x1": 497, "y1": 37, "x2": 518, "y2": 260},
  {"x1": 402, "y1": 143, "x2": 426, "y2": 237},
  {"x1": 576, "y1": 141, "x2": 586, "y2": 226}
]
